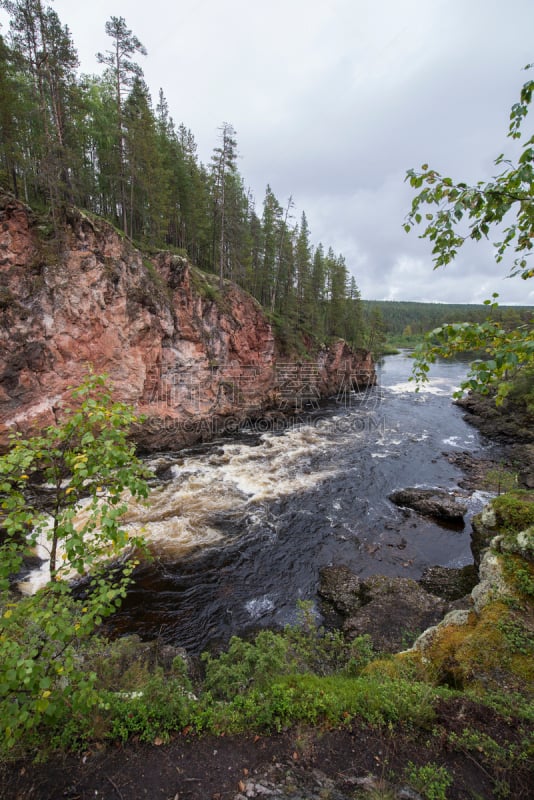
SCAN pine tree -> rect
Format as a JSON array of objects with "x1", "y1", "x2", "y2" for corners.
[
  {"x1": 310, "y1": 244, "x2": 327, "y2": 335},
  {"x1": 259, "y1": 185, "x2": 282, "y2": 307},
  {"x1": 210, "y1": 122, "x2": 239, "y2": 287},
  {"x1": 97, "y1": 16, "x2": 146, "y2": 235},
  {"x1": 294, "y1": 211, "x2": 313, "y2": 325},
  {"x1": 123, "y1": 77, "x2": 168, "y2": 243},
  {"x1": 0, "y1": 31, "x2": 21, "y2": 195},
  {"x1": 1, "y1": 0, "x2": 79, "y2": 215},
  {"x1": 79, "y1": 76, "x2": 119, "y2": 218},
  {"x1": 344, "y1": 275, "x2": 364, "y2": 346}
]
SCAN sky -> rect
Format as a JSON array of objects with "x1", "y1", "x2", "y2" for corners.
[{"x1": 1, "y1": 0, "x2": 534, "y2": 304}]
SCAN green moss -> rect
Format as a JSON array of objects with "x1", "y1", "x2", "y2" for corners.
[
  {"x1": 189, "y1": 266, "x2": 224, "y2": 306},
  {"x1": 492, "y1": 491, "x2": 534, "y2": 534},
  {"x1": 501, "y1": 552, "x2": 534, "y2": 597},
  {"x1": 420, "y1": 599, "x2": 534, "y2": 693}
]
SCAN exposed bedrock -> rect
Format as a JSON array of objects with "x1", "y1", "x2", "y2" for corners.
[{"x1": 0, "y1": 192, "x2": 376, "y2": 451}]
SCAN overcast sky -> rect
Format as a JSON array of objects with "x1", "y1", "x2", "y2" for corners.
[{"x1": 2, "y1": 0, "x2": 533, "y2": 304}]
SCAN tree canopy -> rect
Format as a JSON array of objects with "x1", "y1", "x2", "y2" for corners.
[{"x1": 0, "y1": 2, "x2": 366, "y2": 350}]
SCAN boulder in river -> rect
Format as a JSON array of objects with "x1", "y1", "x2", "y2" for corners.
[
  {"x1": 389, "y1": 487, "x2": 468, "y2": 521},
  {"x1": 419, "y1": 564, "x2": 478, "y2": 601},
  {"x1": 319, "y1": 566, "x2": 450, "y2": 653}
]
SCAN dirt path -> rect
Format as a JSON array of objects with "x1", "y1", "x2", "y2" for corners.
[{"x1": 3, "y1": 698, "x2": 530, "y2": 800}]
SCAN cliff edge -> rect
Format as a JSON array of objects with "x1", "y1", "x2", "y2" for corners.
[{"x1": 0, "y1": 192, "x2": 375, "y2": 451}]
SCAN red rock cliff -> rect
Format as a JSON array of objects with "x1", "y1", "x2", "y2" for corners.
[{"x1": 0, "y1": 192, "x2": 376, "y2": 451}]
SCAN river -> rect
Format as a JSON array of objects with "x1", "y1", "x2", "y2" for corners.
[{"x1": 100, "y1": 351, "x2": 495, "y2": 653}]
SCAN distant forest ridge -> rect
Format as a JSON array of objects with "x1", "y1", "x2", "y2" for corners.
[{"x1": 362, "y1": 300, "x2": 533, "y2": 337}]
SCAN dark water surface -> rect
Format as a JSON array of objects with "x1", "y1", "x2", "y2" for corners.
[{"x1": 109, "y1": 352, "x2": 495, "y2": 653}]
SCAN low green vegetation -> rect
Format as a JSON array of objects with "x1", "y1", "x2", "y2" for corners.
[
  {"x1": 0, "y1": 602, "x2": 454, "y2": 755},
  {"x1": 482, "y1": 465, "x2": 519, "y2": 495},
  {"x1": 492, "y1": 490, "x2": 534, "y2": 535},
  {"x1": 1, "y1": 491, "x2": 533, "y2": 800},
  {"x1": 507, "y1": 367, "x2": 534, "y2": 414},
  {"x1": 0, "y1": 374, "x2": 150, "y2": 751},
  {"x1": 404, "y1": 762, "x2": 453, "y2": 800}
]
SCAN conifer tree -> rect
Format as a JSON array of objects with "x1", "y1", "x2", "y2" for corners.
[
  {"x1": 310, "y1": 244, "x2": 327, "y2": 333},
  {"x1": 260, "y1": 185, "x2": 282, "y2": 307},
  {"x1": 1, "y1": 0, "x2": 79, "y2": 215},
  {"x1": 0, "y1": 31, "x2": 21, "y2": 195},
  {"x1": 123, "y1": 76, "x2": 168, "y2": 243},
  {"x1": 210, "y1": 122, "x2": 239, "y2": 287},
  {"x1": 97, "y1": 16, "x2": 146, "y2": 235},
  {"x1": 295, "y1": 211, "x2": 313, "y2": 325}
]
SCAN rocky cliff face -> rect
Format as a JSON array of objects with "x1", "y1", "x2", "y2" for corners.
[{"x1": 0, "y1": 192, "x2": 376, "y2": 451}]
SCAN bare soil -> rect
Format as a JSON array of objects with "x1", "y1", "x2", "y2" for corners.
[{"x1": 1, "y1": 697, "x2": 532, "y2": 800}]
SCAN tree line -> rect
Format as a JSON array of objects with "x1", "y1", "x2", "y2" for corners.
[
  {"x1": 362, "y1": 300, "x2": 533, "y2": 338},
  {"x1": 0, "y1": 2, "x2": 367, "y2": 349}
]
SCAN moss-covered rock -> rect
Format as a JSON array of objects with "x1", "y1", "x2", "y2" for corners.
[
  {"x1": 409, "y1": 499, "x2": 534, "y2": 694},
  {"x1": 471, "y1": 490, "x2": 534, "y2": 566}
]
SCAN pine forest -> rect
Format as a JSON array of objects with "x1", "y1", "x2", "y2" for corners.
[{"x1": 0, "y1": 3, "x2": 531, "y2": 352}]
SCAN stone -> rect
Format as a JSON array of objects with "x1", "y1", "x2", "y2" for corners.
[
  {"x1": 318, "y1": 565, "x2": 363, "y2": 615},
  {"x1": 496, "y1": 526, "x2": 534, "y2": 561},
  {"x1": 319, "y1": 568, "x2": 449, "y2": 653},
  {"x1": 471, "y1": 506, "x2": 499, "y2": 567},
  {"x1": 471, "y1": 550, "x2": 509, "y2": 613},
  {"x1": 389, "y1": 488, "x2": 468, "y2": 521},
  {"x1": 418, "y1": 564, "x2": 478, "y2": 601}
]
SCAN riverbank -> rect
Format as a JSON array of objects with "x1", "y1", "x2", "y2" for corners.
[
  {"x1": 2, "y1": 487, "x2": 532, "y2": 800},
  {"x1": 1, "y1": 373, "x2": 532, "y2": 799},
  {"x1": 455, "y1": 389, "x2": 534, "y2": 489}
]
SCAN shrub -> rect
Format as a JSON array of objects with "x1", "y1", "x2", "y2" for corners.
[{"x1": 0, "y1": 374, "x2": 149, "y2": 751}]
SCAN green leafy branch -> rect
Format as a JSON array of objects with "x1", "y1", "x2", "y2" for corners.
[
  {"x1": 0, "y1": 373, "x2": 150, "y2": 749},
  {"x1": 411, "y1": 298, "x2": 534, "y2": 403},
  {"x1": 0, "y1": 372, "x2": 150, "y2": 584},
  {"x1": 405, "y1": 64, "x2": 534, "y2": 398}
]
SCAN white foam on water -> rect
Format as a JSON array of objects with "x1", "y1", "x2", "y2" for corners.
[
  {"x1": 124, "y1": 423, "x2": 341, "y2": 557},
  {"x1": 442, "y1": 436, "x2": 462, "y2": 448},
  {"x1": 388, "y1": 377, "x2": 460, "y2": 396},
  {"x1": 17, "y1": 497, "x2": 101, "y2": 595},
  {"x1": 467, "y1": 489, "x2": 496, "y2": 510},
  {"x1": 245, "y1": 595, "x2": 275, "y2": 618},
  {"x1": 15, "y1": 420, "x2": 345, "y2": 585},
  {"x1": 17, "y1": 521, "x2": 53, "y2": 595},
  {"x1": 387, "y1": 381, "x2": 415, "y2": 395}
]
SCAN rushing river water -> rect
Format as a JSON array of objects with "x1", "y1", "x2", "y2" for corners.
[{"x1": 100, "y1": 351, "x2": 496, "y2": 653}]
